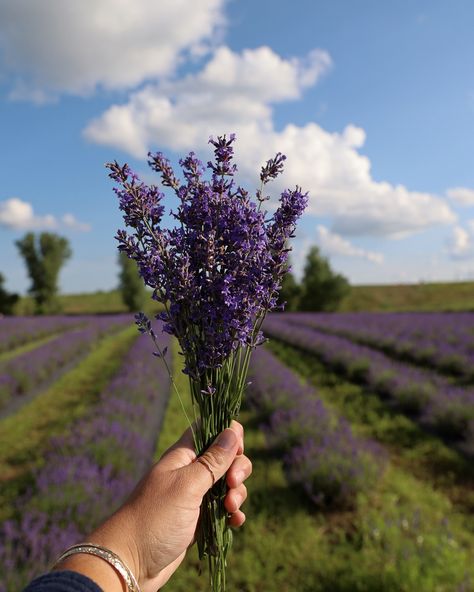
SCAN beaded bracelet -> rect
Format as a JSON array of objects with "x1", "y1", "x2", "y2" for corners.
[{"x1": 52, "y1": 542, "x2": 141, "y2": 592}]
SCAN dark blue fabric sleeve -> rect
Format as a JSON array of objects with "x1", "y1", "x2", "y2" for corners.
[{"x1": 22, "y1": 570, "x2": 103, "y2": 592}]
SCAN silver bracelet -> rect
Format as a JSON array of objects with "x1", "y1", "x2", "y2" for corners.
[{"x1": 52, "y1": 542, "x2": 141, "y2": 592}]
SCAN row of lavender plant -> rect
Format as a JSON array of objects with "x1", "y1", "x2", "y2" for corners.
[
  {"x1": 282, "y1": 312, "x2": 474, "y2": 380},
  {"x1": 264, "y1": 316, "x2": 474, "y2": 455},
  {"x1": 0, "y1": 330, "x2": 171, "y2": 592},
  {"x1": 0, "y1": 316, "x2": 83, "y2": 354},
  {"x1": 247, "y1": 346, "x2": 385, "y2": 509},
  {"x1": 0, "y1": 315, "x2": 132, "y2": 414}
]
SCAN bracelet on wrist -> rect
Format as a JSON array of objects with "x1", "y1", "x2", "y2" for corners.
[{"x1": 51, "y1": 542, "x2": 141, "y2": 592}]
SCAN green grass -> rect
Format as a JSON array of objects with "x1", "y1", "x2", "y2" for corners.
[
  {"x1": 268, "y1": 340, "x2": 474, "y2": 517},
  {"x1": 11, "y1": 280, "x2": 474, "y2": 316},
  {"x1": 154, "y1": 342, "x2": 474, "y2": 591},
  {"x1": 14, "y1": 290, "x2": 127, "y2": 315},
  {"x1": 0, "y1": 331, "x2": 64, "y2": 363},
  {"x1": 340, "y1": 280, "x2": 474, "y2": 312},
  {"x1": 14, "y1": 289, "x2": 163, "y2": 316},
  {"x1": 0, "y1": 325, "x2": 137, "y2": 521},
  {"x1": 154, "y1": 338, "x2": 195, "y2": 460}
]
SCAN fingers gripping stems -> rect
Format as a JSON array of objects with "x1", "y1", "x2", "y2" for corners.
[{"x1": 196, "y1": 457, "x2": 215, "y2": 487}]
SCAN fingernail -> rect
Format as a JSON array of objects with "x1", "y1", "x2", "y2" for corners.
[{"x1": 216, "y1": 429, "x2": 237, "y2": 450}]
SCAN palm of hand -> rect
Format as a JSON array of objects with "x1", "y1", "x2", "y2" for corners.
[
  {"x1": 128, "y1": 443, "x2": 206, "y2": 591},
  {"x1": 101, "y1": 422, "x2": 250, "y2": 592}
]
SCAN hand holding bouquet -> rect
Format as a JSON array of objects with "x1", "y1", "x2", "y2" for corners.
[{"x1": 107, "y1": 134, "x2": 306, "y2": 591}]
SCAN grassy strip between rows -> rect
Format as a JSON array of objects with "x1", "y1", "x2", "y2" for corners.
[
  {"x1": 268, "y1": 339, "x2": 474, "y2": 518},
  {"x1": 0, "y1": 325, "x2": 137, "y2": 521},
  {"x1": 155, "y1": 342, "x2": 474, "y2": 591},
  {"x1": 154, "y1": 338, "x2": 193, "y2": 460},
  {"x1": 303, "y1": 322, "x2": 472, "y2": 385},
  {"x1": 0, "y1": 331, "x2": 66, "y2": 363}
]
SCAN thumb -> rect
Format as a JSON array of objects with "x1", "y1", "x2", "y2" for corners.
[{"x1": 187, "y1": 428, "x2": 239, "y2": 496}]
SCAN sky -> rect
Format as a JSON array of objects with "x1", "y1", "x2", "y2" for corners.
[{"x1": 0, "y1": 0, "x2": 473, "y2": 294}]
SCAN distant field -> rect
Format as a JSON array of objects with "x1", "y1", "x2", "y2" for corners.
[
  {"x1": 2, "y1": 310, "x2": 474, "y2": 589},
  {"x1": 14, "y1": 290, "x2": 162, "y2": 316},
  {"x1": 340, "y1": 281, "x2": 474, "y2": 312},
  {"x1": 10, "y1": 280, "x2": 474, "y2": 316}
]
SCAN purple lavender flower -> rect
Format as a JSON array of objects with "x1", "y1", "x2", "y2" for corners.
[
  {"x1": 108, "y1": 134, "x2": 307, "y2": 375},
  {"x1": 0, "y1": 328, "x2": 171, "y2": 591},
  {"x1": 248, "y1": 346, "x2": 385, "y2": 510},
  {"x1": 284, "y1": 311, "x2": 474, "y2": 380},
  {"x1": 265, "y1": 314, "x2": 474, "y2": 451},
  {"x1": 0, "y1": 316, "x2": 81, "y2": 354},
  {"x1": 0, "y1": 315, "x2": 130, "y2": 415},
  {"x1": 107, "y1": 134, "x2": 307, "y2": 591}
]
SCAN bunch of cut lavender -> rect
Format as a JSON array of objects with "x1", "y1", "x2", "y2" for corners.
[{"x1": 106, "y1": 134, "x2": 307, "y2": 592}]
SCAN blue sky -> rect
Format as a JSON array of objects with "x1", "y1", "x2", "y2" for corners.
[{"x1": 0, "y1": 0, "x2": 473, "y2": 294}]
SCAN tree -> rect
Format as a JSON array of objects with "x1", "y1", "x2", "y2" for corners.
[
  {"x1": 277, "y1": 265, "x2": 301, "y2": 312},
  {"x1": 118, "y1": 251, "x2": 146, "y2": 312},
  {"x1": 0, "y1": 273, "x2": 18, "y2": 315},
  {"x1": 299, "y1": 246, "x2": 350, "y2": 311},
  {"x1": 16, "y1": 232, "x2": 72, "y2": 314}
]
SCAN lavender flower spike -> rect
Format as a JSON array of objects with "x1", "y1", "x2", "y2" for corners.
[{"x1": 107, "y1": 134, "x2": 307, "y2": 592}]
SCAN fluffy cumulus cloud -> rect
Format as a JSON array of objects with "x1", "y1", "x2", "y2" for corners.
[
  {"x1": 446, "y1": 187, "x2": 474, "y2": 206},
  {"x1": 84, "y1": 45, "x2": 332, "y2": 155},
  {"x1": 0, "y1": 0, "x2": 225, "y2": 100},
  {"x1": 62, "y1": 213, "x2": 92, "y2": 232},
  {"x1": 316, "y1": 225, "x2": 383, "y2": 264},
  {"x1": 447, "y1": 222, "x2": 474, "y2": 259},
  {"x1": 84, "y1": 44, "x2": 455, "y2": 238},
  {"x1": 0, "y1": 198, "x2": 90, "y2": 232}
]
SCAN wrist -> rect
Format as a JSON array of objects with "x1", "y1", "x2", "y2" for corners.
[
  {"x1": 87, "y1": 511, "x2": 143, "y2": 587},
  {"x1": 53, "y1": 552, "x2": 128, "y2": 592}
]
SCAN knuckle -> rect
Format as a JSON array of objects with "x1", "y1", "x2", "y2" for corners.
[{"x1": 202, "y1": 449, "x2": 225, "y2": 471}]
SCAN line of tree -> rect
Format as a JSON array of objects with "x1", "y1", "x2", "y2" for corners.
[
  {"x1": 0, "y1": 273, "x2": 18, "y2": 315},
  {"x1": 117, "y1": 251, "x2": 146, "y2": 312},
  {"x1": 278, "y1": 246, "x2": 350, "y2": 312},
  {"x1": 2, "y1": 231, "x2": 146, "y2": 316},
  {"x1": 15, "y1": 232, "x2": 72, "y2": 315},
  {"x1": 2, "y1": 232, "x2": 348, "y2": 316}
]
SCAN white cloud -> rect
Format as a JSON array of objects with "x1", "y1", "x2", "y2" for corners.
[
  {"x1": 84, "y1": 45, "x2": 332, "y2": 155},
  {"x1": 62, "y1": 213, "x2": 91, "y2": 232},
  {"x1": 446, "y1": 187, "x2": 474, "y2": 206},
  {"x1": 316, "y1": 225, "x2": 383, "y2": 264},
  {"x1": 0, "y1": 0, "x2": 225, "y2": 100},
  {"x1": 84, "y1": 44, "x2": 455, "y2": 239},
  {"x1": 447, "y1": 223, "x2": 474, "y2": 259},
  {"x1": 0, "y1": 198, "x2": 90, "y2": 232},
  {"x1": 0, "y1": 198, "x2": 56, "y2": 230}
]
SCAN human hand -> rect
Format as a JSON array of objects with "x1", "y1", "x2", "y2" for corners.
[{"x1": 83, "y1": 420, "x2": 251, "y2": 591}]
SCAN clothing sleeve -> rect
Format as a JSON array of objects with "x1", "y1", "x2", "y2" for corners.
[{"x1": 22, "y1": 571, "x2": 103, "y2": 592}]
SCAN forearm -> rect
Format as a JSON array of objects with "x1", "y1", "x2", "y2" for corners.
[
  {"x1": 52, "y1": 554, "x2": 127, "y2": 592},
  {"x1": 51, "y1": 511, "x2": 141, "y2": 592}
]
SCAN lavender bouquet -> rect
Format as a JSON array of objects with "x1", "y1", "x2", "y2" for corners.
[{"x1": 107, "y1": 135, "x2": 307, "y2": 591}]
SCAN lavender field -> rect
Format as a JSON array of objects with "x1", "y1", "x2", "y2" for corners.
[{"x1": 1, "y1": 312, "x2": 474, "y2": 591}]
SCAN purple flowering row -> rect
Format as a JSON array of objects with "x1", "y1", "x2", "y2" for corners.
[
  {"x1": 0, "y1": 331, "x2": 171, "y2": 592},
  {"x1": 0, "y1": 316, "x2": 83, "y2": 354},
  {"x1": 282, "y1": 312, "x2": 474, "y2": 380},
  {"x1": 264, "y1": 316, "x2": 474, "y2": 454},
  {"x1": 248, "y1": 346, "x2": 385, "y2": 509},
  {"x1": 0, "y1": 315, "x2": 131, "y2": 415}
]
